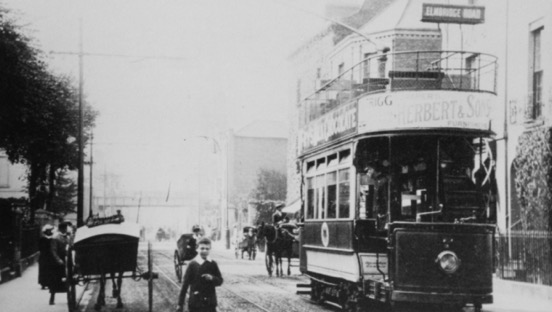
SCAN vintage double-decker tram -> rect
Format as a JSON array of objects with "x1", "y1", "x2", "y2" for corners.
[{"x1": 296, "y1": 49, "x2": 498, "y2": 311}]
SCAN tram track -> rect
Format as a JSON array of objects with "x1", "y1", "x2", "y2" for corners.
[{"x1": 146, "y1": 248, "x2": 277, "y2": 312}]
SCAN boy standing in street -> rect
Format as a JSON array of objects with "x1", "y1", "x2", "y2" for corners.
[{"x1": 177, "y1": 237, "x2": 223, "y2": 312}]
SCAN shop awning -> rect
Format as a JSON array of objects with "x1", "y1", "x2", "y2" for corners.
[{"x1": 282, "y1": 200, "x2": 302, "y2": 214}]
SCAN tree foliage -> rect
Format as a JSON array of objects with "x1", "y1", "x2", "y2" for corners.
[
  {"x1": 1, "y1": 7, "x2": 97, "y2": 218},
  {"x1": 250, "y1": 168, "x2": 286, "y2": 225},
  {"x1": 513, "y1": 128, "x2": 552, "y2": 232},
  {"x1": 49, "y1": 169, "x2": 77, "y2": 215}
]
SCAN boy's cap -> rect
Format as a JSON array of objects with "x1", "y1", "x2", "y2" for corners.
[{"x1": 198, "y1": 237, "x2": 212, "y2": 245}]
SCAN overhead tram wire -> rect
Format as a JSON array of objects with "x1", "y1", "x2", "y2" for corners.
[
  {"x1": 49, "y1": 50, "x2": 188, "y2": 61},
  {"x1": 268, "y1": 0, "x2": 390, "y2": 103},
  {"x1": 49, "y1": 42, "x2": 188, "y2": 226}
]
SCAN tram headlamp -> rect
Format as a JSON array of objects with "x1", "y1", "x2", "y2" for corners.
[{"x1": 436, "y1": 251, "x2": 461, "y2": 274}]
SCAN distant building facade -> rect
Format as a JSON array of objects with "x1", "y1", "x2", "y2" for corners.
[
  {"x1": 0, "y1": 149, "x2": 26, "y2": 199},
  {"x1": 227, "y1": 121, "x2": 288, "y2": 227}
]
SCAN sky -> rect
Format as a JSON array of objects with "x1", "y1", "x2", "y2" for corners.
[{"x1": 2, "y1": 0, "x2": 336, "y2": 195}]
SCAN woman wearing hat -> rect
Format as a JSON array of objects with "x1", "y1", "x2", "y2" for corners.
[
  {"x1": 38, "y1": 224, "x2": 55, "y2": 290},
  {"x1": 49, "y1": 221, "x2": 71, "y2": 304}
]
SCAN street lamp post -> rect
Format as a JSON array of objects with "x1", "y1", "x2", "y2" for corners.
[{"x1": 183, "y1": 136, "x2": 229, "y2": 248}]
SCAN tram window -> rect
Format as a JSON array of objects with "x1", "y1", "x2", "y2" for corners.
[
  {"x1": 306, "y1": 161, "x2": 315, "y2": 175},
  {"x1": 327, "y1": 154, "x2": 338, "y2": 167},
  {"x1": 327, "y1": 172, "x2": 337, "y2": 219},
  {"x1": 338, "y1": 168, "x2": 350, "y2": 218},
  {"x1": 390, "y1": 136, "x2": 435, "y2": 221},
  {"x1": 316, "y1": 175, "x2": 326, "y2": 219},
  {"x1": 317, "y1": 158, "x2": 326, "y2": 171},
  {"x1": 307, "y1": 177, "x2": 315, "y2": 219},
  {"x1": 339, "y1": 149, "x2": 351, "y2": 164}
]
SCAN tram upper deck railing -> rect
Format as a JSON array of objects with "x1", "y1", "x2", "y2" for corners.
[{"x1": 302, "y1": 50, "x2": 497, "y2": 123}]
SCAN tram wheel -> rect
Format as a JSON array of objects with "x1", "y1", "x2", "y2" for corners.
[
  {"x1": 65, "y1": 246, "x2": 77, "y2": 312},
  {"x1": 310, "y1": 280, "x2": 324, "y2": 303},
  {"x1": 339, "y1": 284, "x2": 362, "y2": 312},
  {"x1": 173, "y1": 250, "x2": 182, "y2": 283}
]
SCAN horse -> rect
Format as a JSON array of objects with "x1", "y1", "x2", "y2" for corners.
[
  {"x1": 257, "y1": 222, "x2": 296, "y2": 277},
  {"x1": 84, "y1": 244, "x2": 127, "y2": 310},
  {"x1": 95, "y1": 271, "x2": 124, "y2": 310}
]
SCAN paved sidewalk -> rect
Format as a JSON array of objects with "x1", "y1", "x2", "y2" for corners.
[{"x1": 0, "y1": 263, "x2": 85, "y2": 312}]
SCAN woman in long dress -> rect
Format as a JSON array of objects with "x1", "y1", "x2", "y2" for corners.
[{"x1": 38, "y1": 224, "x2": 54, "y2": 290}]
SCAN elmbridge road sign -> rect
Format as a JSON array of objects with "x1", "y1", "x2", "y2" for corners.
[{"x1": 421, "y1": 3, "x2": 485, "y2": 24}]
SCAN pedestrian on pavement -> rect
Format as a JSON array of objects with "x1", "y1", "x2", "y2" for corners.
[
  {"x1": 176, "y1": 237, "x2": 223, "y2": 312},
  {"x1": 48, "y1": 221, "x2": 71, "y2": 305},
  {"x1": 38, "y1": 224, "x2": 55, "y2": 290}
]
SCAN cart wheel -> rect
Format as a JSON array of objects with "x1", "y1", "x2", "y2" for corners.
[
  {"x1": 148, "y1": 242, "x2": 153, "y2": 312},
  {"x1": 265, "y1": 252, "x2": 273, "y2": 277},
  {"x1": 174, "y1": 250, "x2": 182, "y2": 283},
  {"x1": 65, "y1": 246, "x2": 77, "y2": 312}
]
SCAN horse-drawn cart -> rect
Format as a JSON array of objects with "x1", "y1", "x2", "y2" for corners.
[
  {"x1": 235, "y1": 225, "x2": 257, "y2": 260},
  {"x1": 67, "y1": 222, "x2": 158, "y2": 312},
  {"x1": 173, "y1": 233, "x2": 198, "y2": 283}
]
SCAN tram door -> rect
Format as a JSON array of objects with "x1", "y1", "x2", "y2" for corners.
[{"x1": 357, "y1": 137, "x2": 390, "y2": 231}]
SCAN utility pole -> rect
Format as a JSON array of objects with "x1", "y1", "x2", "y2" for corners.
[
  {"x1": 88, "y1": 132, "x2": 94, "y2": 219},
  {"x1": 49, "y1": 21, "x2": 187, "y2": 227},
  {"x1": 77, "y1": 19, "x2": 84, "y2": 227}
]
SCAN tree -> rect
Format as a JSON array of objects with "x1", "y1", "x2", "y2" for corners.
[
  {"x1": 1, "y1": 7, "x2": 97, "y2": 221},
  {"x1": 250, "y1": 169, "x2": 287, "y2": 225},
  {"x1": 49, "y1": 169, "x2": 77, "y2": 215}
]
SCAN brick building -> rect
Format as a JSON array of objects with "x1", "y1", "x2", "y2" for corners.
[{"x1": 227, "y1": 121, "x2": 288, "y2": 227}]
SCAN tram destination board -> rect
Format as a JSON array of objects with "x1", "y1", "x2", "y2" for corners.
[{"x1": 421, "y1": 3, "x2": 485, "y2": 24}]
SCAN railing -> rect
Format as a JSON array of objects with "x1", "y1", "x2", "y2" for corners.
[
  {"x1": 302, "y1": 50, "x2": 498, "y2": 123},
  {"x1": 496, "y1": 231, "x2": 552, "y2": 286},
  {"x1": 20, "y1": 226, "x2": 39, "y2": 258}
]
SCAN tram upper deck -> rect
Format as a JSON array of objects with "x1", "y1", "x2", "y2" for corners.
[{"x1": 298, "y1": 50, "x2": 498, "y2": 156}]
